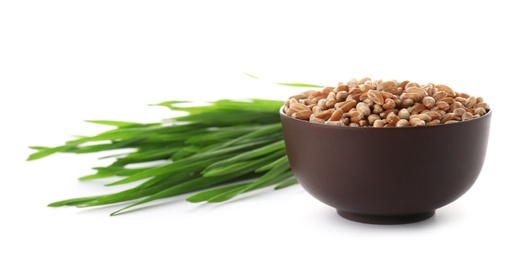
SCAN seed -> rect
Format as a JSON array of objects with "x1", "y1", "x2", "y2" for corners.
[
  {"x1": 423, "y1": 111, "x2": 441, "y2": 120},
  {"x1": 325, "y1": 99, "x2": 337, "y2": 108},
  {"x1": 347, "y1": 78, "x2": 359, "y2": 89},
  {"x1": 404, "y1": 82, "x2": 420, "y2": 89},
  {"x1": 284, "y1": 107, "x2": 295, "y2": 116},
  {"x1": 398, "y1": 80, "x2": 409, "y2": 91},
  {"x1": 317, "y1": 99, "x2": 327, "y2": 110},
  {"x1": 358, "y1": 77, "x2": 370, "y2": 85},
  {"x1": 380, "y1": 91, "x2": 394, "y2": 100},
  {"x1": 292, "y1": 110, "x2": 312, "y2": 120},
  {"x1": 432, "y1": 91, "x2": 447, "y2": 101},
  {"x1": 309, "y1": 116, "x2": 325, "y2": 124},
  {"x1": 474, "y1": 107, "x2": 487, "y2": 116},
  {"x1": 447, "y1": 102, "x2": 462, "y2": 113},
  {"x1": 440, "y1": 113, "x2": 455, "y2": 124},
  {"x1": 440, "y1": 97, "x2": 455, "y2": 104},
  {"x1": 408, "y1": 103, "x2": 426, "y2": 114},
  {"x1": 458, "y1": 92, "x2": 470, "y2": 98},
  {"x1": 336, "y1": 91, "x2": 349, "y2": 101},
  {"x1": 426, "y1": 119, "x2": 441, "y2": 126},
  {"x1": 335, "y1": 83, "x2": 349, "y2": 93},
  {"x1": 350, "y1": 111, "x2": 364, "y2": 123},
  {"x1": 396, "y1": 119, "x2": 410, "y2": 127},
  {"x1": 312, "y1": 106, "x2": 321, "y2": 114},
  {"x1": 308, "y1": 90, "x2": 322, "y2": 99},
  {"x1": 289, "y1": 102, "x2": 308, "y2": 111},
  {"x1": 325, "y1": 120, "x2": 345, "y2": 126},
  {"x1": 327, "y1": 92, "x2": 336, "y2": 101},
  {"x1": 329, "y1": 109, "x2": 343, "y2": 121},
  {"x1": 369, "y1": 104, "x2": 382, "y2": 115},
  {"x1": 284, "y1": 78, "x2": 489, "y2": 127},
  {"x1": 367, "y1": 114, "x2": 381, "y2": 125},
  {"x1": 367, "y1": 89, "x2": 385, "y2": 105},
  {"x1": 452, "y1": 107, "x2": 466, "y2": 117},
  {"x1": 401, "y1": 92, "x2": 421, "y2": 102},
  {"x1": 315, "y1": 109, "x2": 334, "y2": 120},
  {"x1": 422, "y1": 96, "x2": 436, "y2": 108},
  {"x1": 400, "y1": 98, "x2": 414, "y2": 108},
  {"x1": 363, "y1": 98, "x2": 374, "y2": 107},
  {"x1": 382, "y1": 98, "x2": 396, "y2": 110},
  {"x1": 378, "y1": 80, "x2": 400, "y2": 94},
  {"x1": 398, "y1": 108, "x2": 410, "y2": 120},
  {"x1": 424, "y1": 85, "x2": 435, "y2": 96},
  {"x1": 349, "y1": 87, "x2": 363, "y2": 95},
  {"x1": 373, "y1": 119, "x2": 385, "y2": 128},
  {"x1": 436, "y1": 84, "x2": 455, "y2": 97},
  {"x1": 360, "y1": 84, "x2": 376, "y2": 93},
  {"x1": 356, "y1": 102, "x2": 371, "y2": 116},
  {"x1": 288, "y1": 97, "x2": 299, "y2": 105},
  {"x1": 405, "y1": 87, "x2": 427, "y2": 100},
  {"x1": 322, "y1": 87, "x2": 335, "y2": 96},
  {"x1": 410, "y1": 113, "x2": 432, "y2": 123},
  {"x1": 380, "y1": 109, "x2": 399, "y2": 119},
  {"x1": 335, "y1": 100, "x2": 357, "y2": 112},
  {"x1": 350, "y1": 93, "x2": 362, "y2": 102},
  {"x1": 462, "y1": 112, "x2": 475, "y2": 121},
  {"x1": 344, "y1": 108, "x2": 356, "y2": 118},
  {"x1": 303, "y1": 89, "x2": 317, "y2": 97},
  {"x1": 445, "y1": 120, "x2": 459, "y2": 124},
  {"x1": 466, "y1": 96, "x2": 477, "y2": 108},
  {"x1": 409, "y1": 117, "x2": 425, "y2": 126},
  {"x1": 475, "y1": 102, "x2": 490, "y2": 110},
  {"x1": 359, "y1": 92, "x2": 369, "y2": 102},
  {"x1": 435, "y1": 101, "x2": 450, "y2": 111},
  {"x1": 455, "y1": 96, "x2": 467, "y2": 104},
  {"x1": 386, "y1": 112, "x2": 400, "y2": 125}
]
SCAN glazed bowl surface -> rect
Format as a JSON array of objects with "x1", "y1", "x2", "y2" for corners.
[{"x1": 280, "y1": 108, "x2": 491, "y2": 224}]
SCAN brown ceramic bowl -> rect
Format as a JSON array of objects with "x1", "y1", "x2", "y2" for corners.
[{"x1": 280, "y1": 108, "x2": 491, "y2": 224}]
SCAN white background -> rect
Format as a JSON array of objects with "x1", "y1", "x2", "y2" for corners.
[{"x1": 1, "y1": 0, "x2": 518, "y2": 259}]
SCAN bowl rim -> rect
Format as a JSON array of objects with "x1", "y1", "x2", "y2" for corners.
[{"x1": 279, "y1": 106, "x2": 492, "y2": 130}]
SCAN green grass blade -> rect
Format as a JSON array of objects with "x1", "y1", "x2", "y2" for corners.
[
  {"x1": 275, "y1": 82, "x2": 323, "y2": 88},
  {"x1": 106, "y1": 155, "x2": 225, "y2": 186},
  {"x1": 110, "y1": 170, "x2": 253, "y2": 216},
  {"x1": 48, "y1": 195, "x2": 106, "y2": 207},
  {"x1": 111, "y1": 146, "x2": 183, "y2": 166},
  {"x1": 78, "y1": 167, "x2": 148, "y2": 181},
  {"x1": 207, "y1": 171, "x2": 293, "y2": 203},
  {"x1": 28, "y1": 146, "x2": 50, "y2": 151},
  {"x1": 242, "y1": 72, "x2": 258, "y2": 79},
  {"x1": 27, "y1": 145, "x2": 74, "y2": 161},
  {"x1": 203, "y1": 140, "x2": 285, "y2": 173},
  {"x1": 70, "y1": 138, "x2": 145, "y2": 154},
  {"x1": 79, "y1": 172, "x2": 198, "y2": 207},
  {"x1": 186, "y1": 183, "x2": 250, "y2": 203},
  {"x1": 255, "y1": 155, "x2": 288, "y2": 172},
  {"x1": 274, "y1": 177, "x2": 298, "y2": 190},
  {"x1": 105, "y1": 140, "x2": 271, "y2": 185},
  {"x1": 202, "y1": 150, "x2": 285, "y2": 177},
  {"x1": 85, "y1": 120, "x2": 144, "y2": 128}
]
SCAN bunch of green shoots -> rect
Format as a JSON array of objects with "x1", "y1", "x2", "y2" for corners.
[{"x1": 28, "y1": 97, "x2": 300, "y2": 216}]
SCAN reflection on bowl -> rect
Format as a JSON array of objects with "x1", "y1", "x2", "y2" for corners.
[{"x1": 280, "y1": 107, "x2": 491, "y2": 224}]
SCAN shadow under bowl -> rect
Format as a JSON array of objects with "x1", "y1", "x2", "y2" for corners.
[{"x1": 280, "y1": 108, "x2": 491, "y2": 224}]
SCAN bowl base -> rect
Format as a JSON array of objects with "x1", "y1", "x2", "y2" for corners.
[{"x1": 337, "y1": 210, "x2": 435, "y2": 225}]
